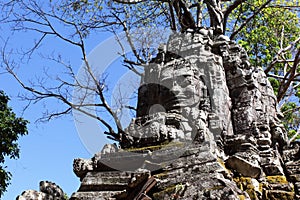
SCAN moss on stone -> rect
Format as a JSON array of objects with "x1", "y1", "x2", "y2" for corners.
[
  {"x1": 217, "y1": 157, "x2": 232, "y2": 175},
  {"x1": 259, "y1": 183, "x2": 263, "y2": 193},
  {"x1": 163, "y1": 185, "x2": 178, "y2": 194},
  {"x1": 126, "y1": 141, "x2": 184, "y2": 152},
  {"x1": 233, "y1": 177, "x2": 258, "y2": 199},
  {"x1": 205, "y1": 185, "x2": 225, "y2": 191},
  {"x1": 153, "y1": 171, "x2": 169, "y2": 179},
  {"x1": 246, "y1": 188, "x2": 257, "y2": 199},
  {"x1": 266, "y1": 176, "x2": 288, "y2": 184},
  {"x1": 152, "y1": 185, "x2": 179, "y2": 199},
  {"x1": 238, "y1": 195, "x2": 246, "y2": 200},
  {"x1": 263, "y1": 190, "x2": 294, "y2": 200},
  {"x1": 217, "y1": 158, "x2": 226, "y2": 168},
  {"x1": 233, "y1": 177, "x2": 252, "y2": 190}
]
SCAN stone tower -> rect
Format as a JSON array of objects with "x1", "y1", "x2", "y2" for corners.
[{"x1": 68, "y1": 28, "x2": 300, "y2": 200}]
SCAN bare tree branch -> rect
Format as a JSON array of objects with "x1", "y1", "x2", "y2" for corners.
[
  {"x1": 265, "y1": 36, "x2": 300, "y2": 73},
  {"x1": 289, "y1": 129, "x2": 300, "y2": 143},
  {"x1": 277, "y1": 49, "x2": 300, "y2": 102},
  {"x1": 112, "y1": 12, "x2": 146, "y2": 64},
  {"x1": 223, "y1": 0, "x2": 246, "y2": 32},
  {"x1": 168, "y1": 0, "x2": 177, "y2": 31}
]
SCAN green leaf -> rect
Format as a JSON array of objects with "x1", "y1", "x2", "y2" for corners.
[{"x1": 0, "y1": 91, "x2": 28, "y2": 197}]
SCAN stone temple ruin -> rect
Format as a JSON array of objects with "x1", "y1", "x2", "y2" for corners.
[{"x1": 18, "y1": 29, "x2": 300, "y2": 200}]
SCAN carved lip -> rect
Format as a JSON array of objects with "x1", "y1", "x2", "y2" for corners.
[
  {"x1": 165, "y1": 102, "x2": 185, "y2": 108},
  {"x1": 165, "y1": 96, "x2": 188, "y2": 103},
  {"x1": 164, "y1": 96, "x2": 194, "y2": 108}
]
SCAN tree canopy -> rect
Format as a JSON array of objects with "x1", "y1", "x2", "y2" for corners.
[
  {"x1": 0, "y1": 91, "x2": 28, "y2": 197},
  {"x1": 0, "y1": 0, "x2": 299, "y2": 141}
]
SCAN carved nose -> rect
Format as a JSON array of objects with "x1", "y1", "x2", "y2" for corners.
[{"x1": 170, "y1": 83, "x2": 181, "y2": 95}]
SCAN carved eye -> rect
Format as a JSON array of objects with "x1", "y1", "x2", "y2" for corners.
[
  {"x1": 179, "y1": 75, "x2": 193, "y2": 87},
  {"x1": 160, "y1": 79, "x2": 173, "y2": 89}
]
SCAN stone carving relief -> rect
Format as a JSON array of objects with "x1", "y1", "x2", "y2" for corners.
[{"x1": 120, "y1": 58, "x2": 211, "y2": 149}]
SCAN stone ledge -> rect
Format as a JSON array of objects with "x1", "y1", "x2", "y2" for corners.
[
  {"x1": 70, "y1": 191, "x2": 122, "y2": 200},
  {"x1": 79, "y1": 171, "x2": 150, "y2": 192}
]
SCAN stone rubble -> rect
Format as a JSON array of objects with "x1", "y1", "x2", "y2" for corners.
[{"x1": 17, "y1": 181, "x2": 66, "y2": 200}]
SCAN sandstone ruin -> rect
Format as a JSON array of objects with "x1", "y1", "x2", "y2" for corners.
[
  {"x1": 17, "y1": 2, "x2": 300, "y2": 200},
  {"x1": 68, "y1": 29, "x2": 300, "y2": 200}
]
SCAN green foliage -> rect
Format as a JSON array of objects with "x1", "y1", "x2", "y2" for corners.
[
  {"x1": 0, "y1": 91, "x2": 28, "y2": 197},
  {"x1": 287, "y1": 129, "x2": 300, "y2": 141},
  {"x1": 229, "y1": 0, "x2": 299, "y2": 67},
  {"x1": 268, "y1": 77, "x2": 280, "y2": 96},
  {"x1": 63, "y1": 193, "x2": 69, "y2": 200},
  {"x1": 228, "y1": 0, "x2": 300, "y2": 137},
  {"x1": 281, "y1": 102, "x2": 300, "y2": 133}
]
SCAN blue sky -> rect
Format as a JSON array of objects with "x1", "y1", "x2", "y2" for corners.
[
  {"x1": 0, "y1": 2, "x2": 168, "y2": 198},
  {"x1": 0, "y1": 17, "x2": 117, "y2": 200}
]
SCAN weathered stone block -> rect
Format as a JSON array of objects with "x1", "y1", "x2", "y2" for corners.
[
  {"x1": 17, "y1": 190, "x2": 55, "y2": 200},
  {"x1": 289, "y1": 174, "x2": 300, "y2": 182},
  {"x1": 226, "y1": 155, "x2": 261, "y2": 178},
  {"x1": 70, "y1": 191, "x2": 121, "y2": 200},
  {"x1": 266, "y1": 176, "x2": 288, "y2": 184},
  {"x1": 79, "y1": 171, "x2": 150, "y2": 192},
  {"x1": 95, "y1": 151, "x2": 149, "y2": 172},
  {"x1": 263, "y1": 190, "x2": 294, "y2": 200}
]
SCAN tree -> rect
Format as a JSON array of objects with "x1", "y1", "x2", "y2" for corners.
[
  {"x1": 0, "y1": 90, "x2": 28, "y2": 197},
  {"x1": 0, "y1": 0, "x2": 299, "y2": 142}
]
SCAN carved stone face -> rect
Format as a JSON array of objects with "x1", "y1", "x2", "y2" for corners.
[{"x1": 159, "y1": 66, "x2": 201, "y2": 113}]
